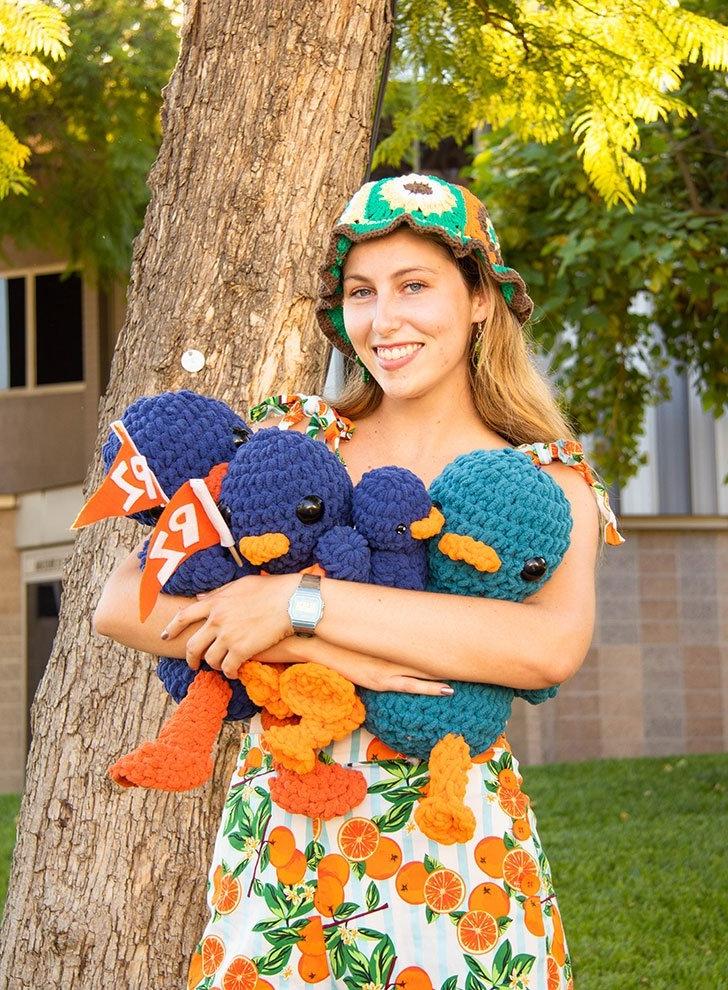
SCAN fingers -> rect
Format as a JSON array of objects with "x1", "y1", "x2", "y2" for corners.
[
  {"x1": 161, "y1": 601, "x2": 212, "y2": 641},
  {"x1": 387, "y1": 675, "x2": 455, "y2": 697},
  {"x1": 185, "y1": 628, "x2": 219, "y2": 671}
]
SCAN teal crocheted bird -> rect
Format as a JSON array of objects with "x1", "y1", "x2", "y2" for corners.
[{"x1": 361, "y1": 447, "x2": 573, "y2": 844}]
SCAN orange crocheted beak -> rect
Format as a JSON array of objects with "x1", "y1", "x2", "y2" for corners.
[
  {"x1": 410, "y1": 505, "x2": 445, "y2": 540},
  {"x1": 437, "y1": 532, "x2": 501, "y2": 573},
  {"x1": 238, "y1": 532, "x2": 291, "y2": 565}
]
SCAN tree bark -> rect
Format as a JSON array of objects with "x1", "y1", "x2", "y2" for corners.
[{"x1": 0, "y1": 1, "x2": 391, "y2": 985}]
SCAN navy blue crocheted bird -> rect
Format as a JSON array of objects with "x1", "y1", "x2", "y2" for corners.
[{"x1": 360, "y1": 448, "x2": 572, "y2": 844}]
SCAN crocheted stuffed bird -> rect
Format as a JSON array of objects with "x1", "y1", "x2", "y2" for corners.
[
  {"x1": 73, "y1": 390, "x2": 262, "y2": 790},
  {"x1": 360, "y1": 448, "x2": 572, "y2": 844}
]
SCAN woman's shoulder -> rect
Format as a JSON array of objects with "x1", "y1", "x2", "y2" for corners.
[
  {"x1": 248, "y1": 392, "x2": 354, "y2": 451},
  {"x1": 515, "y1": 439, "x2": 624, "y2": 547}
]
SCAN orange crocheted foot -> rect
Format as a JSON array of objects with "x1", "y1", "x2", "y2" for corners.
[
  {"x1": 270, "y1": 760, "x2": 368, "y2": 819},
  {"x1": 108, "y1": 670, "x2": 232, "y2": 791},
  {"x1": 263, "y1": 663, "x2": 365, "y2": 773},
  {"x1": 413, "y1": 733, "x2": 476, "y2": 844},
  {"x1": 239, "y1": 660, "x2": 295, "y2": 719}
]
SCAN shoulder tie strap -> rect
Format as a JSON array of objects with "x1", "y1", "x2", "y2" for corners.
[
  {"x1": 516, "y1": 440, "x2": 625, "y2": 547},
  {"x1": 249, "y1": 393, "x2": 355, "y2": 457}
]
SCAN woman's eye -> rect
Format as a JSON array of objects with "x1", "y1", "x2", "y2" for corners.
[
  {"x1": 520, "y1": 556, "x2": 547, "y2": 581},
  {"x1": 296, "y1": 495, "x2": 325, "y2": 524},
  {"x1": 405, "y1": 281, "x2": 425, "y2": 293},
  {"x1": 349, "y1": 286, "x2": 372, "y2": 299}
]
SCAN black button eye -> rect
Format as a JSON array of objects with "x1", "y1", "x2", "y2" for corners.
[
  {"x1": 395, "y1": 524, "x2": 407, "y2": 535},
  {"x1": 232, "y1": 426, "x2": 250, "y2": 447},
  {"x1": 521, "y1": 556, "x2": 547, "y2": 581},
  {"x1": 432, "y1": 499, "x2": 443, "y2": 511},
  {"x1": 146, "y1": 506, "x2": 163, "y2": 522},
  {"x1": 296, "y1": 495, "x2": 324, "y2": 524},
  {"x1": 218, "y1": 502, "x2": 233, "y2": 528}
]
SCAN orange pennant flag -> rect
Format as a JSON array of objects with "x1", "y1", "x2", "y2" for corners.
[
  {"x1": 71, "y1": 421, "x2": 169, "y2": 530},
  {"x1": 138, "y1": 479, "x2": 238, "y2": 622}
]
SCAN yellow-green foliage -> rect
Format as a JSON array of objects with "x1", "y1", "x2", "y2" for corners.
[
  {"x1": 381, "y1": 0, "x2": 728, "y2": 208},
  {"x1": 0, "y1": 0, "x2": 69, "y2": 197}
]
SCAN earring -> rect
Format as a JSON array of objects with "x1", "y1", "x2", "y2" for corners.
[
  {"x1": 354, "y1": 354, "x2": 372, "y2": 383},
  {"x1": 472, "y1": 321, "x2": 484, "y2": 361}
]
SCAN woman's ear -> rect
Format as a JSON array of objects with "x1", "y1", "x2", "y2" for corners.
[{"x1": 470, "y1": 283, "x2": 493, "y2": 326}]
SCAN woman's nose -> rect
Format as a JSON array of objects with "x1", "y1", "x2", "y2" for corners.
[{"x1": 370, "y1": 293, "x2": 402, "y2": 335}]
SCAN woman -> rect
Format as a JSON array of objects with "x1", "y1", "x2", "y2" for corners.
[{"x1": 94, "y1": 173, "x2": 622, "y2": 989}]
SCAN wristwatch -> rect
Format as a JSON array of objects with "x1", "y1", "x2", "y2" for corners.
[{"x1": 287, "y1": 573, "x2": 324, "y2": 637}]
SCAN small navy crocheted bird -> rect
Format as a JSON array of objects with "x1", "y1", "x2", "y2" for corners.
[
  {"x1": 360, "y1": 448, "x2": 572, "y2": 844},
  {"x1": 351, "y1": 466, "x2": 445, "y2": 590}
]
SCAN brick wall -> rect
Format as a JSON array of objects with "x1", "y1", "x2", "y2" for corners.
[{"x1": 508, "y1": 527, "x2": 728, "y2": 764}]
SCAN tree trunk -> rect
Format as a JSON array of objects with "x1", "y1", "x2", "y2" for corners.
[{"x1": 0, "y1": 1, "x2": 391, "y2": 985}]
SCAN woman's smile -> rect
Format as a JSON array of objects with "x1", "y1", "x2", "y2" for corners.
[{"x1": 373, "y1": 341, "x2": 424, "y2": 370}]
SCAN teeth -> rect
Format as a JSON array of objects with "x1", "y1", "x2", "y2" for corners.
[{"x1": 376, "y1": 344, "x2": 422, "y2": 360}]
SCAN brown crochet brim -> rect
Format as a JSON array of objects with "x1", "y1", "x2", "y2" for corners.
[{"x1": 315, "y1": 213, "x2": 534, "y2": 359}]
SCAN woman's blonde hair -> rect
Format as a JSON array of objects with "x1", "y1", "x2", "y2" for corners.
[{"x1": 325, "y1": 240, "x2": 576, "y2": 448}]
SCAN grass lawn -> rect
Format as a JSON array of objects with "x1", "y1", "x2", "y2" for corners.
[
  {"x1": 0, "y1": 754, "x2": 726, "y2": 987},
  {"x1": 0, "y1": 793, "x2": 21, "y2": 909},
  {"x1": 522, "y1": 752, "x2": 727, "y2": 989}
]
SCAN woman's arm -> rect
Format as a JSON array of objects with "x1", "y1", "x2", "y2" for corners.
[
  {"x1": 92, "y1": 542, "x2": 454, "y2": 696},
  {"x1": 92, "y1": 541, "x2": 205, "y2": 656},
  {"x1": 164, "y1": 463, "x2": 600, "y2": 689}
]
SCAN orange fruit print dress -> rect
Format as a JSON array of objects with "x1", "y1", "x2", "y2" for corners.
[
  {"x1": 187, "y1": 718, "x2": 574, "y2": 990},
  {"x1": 187, "y1": 399, "x2": 597, "y2": 989}
]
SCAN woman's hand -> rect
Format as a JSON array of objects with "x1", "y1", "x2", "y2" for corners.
[
  {"x1": 160, "y1": 573, "x2": 299, "y2": 678},
  {"x1": 251, "y1": 636, "x2": 455, "y2": 697}
]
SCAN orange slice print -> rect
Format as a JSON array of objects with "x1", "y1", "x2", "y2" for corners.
[
  {"x1": 337, "y1": 817, "x2": 380, "y2": 861},
  {"x1": 222, "y1": 955, "x2": 258, "y2": 990},
  {"x1": 214, "y1": 874, "x2": 242, "y2": 915},
  {"x1": 502, "y1": 849, "x2": 540, "y2": 895},
  {"x1": 456, "y1": 910, "x2": 499, "y2": 954},
  {"x1": 497, "y1": 786, "x2": 530, "y2": 819},
  {"x1": 201, "y1": 935, "x2": 225, "y2": 977},
  {"x1": 423, "y1": 867, "x2": 466, "y2": 913},
  {"x1": 546, "y1": 955, "x2": 561, "y2": 990}
]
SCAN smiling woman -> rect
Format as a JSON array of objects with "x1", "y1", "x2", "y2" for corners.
[{"x1": 94, "y1": 172, "x2": 622, "y2": 990}]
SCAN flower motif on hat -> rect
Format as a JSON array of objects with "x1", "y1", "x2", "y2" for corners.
[
  {"x1": 379, "y1": 173, "x2": 457, "y2": 216},
  {"x1": 338, "y1": 181, "x2": 375, "y2": 225}
]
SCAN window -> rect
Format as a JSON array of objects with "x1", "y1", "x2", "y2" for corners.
[{"x1": 0, "y1": 270, "x2": 83, "y2": 390}]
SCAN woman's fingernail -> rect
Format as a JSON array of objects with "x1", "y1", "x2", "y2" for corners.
[
  {"x1": 160, "y1": 630, "x2": 169, "y2": 640},
  {"x1": 440, "y1": 686, "x2": 455, "y2": 696}
]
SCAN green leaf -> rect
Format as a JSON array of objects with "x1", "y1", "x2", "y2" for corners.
[
  {"x1": 330, "y1": 939, "x2": 347, "y2": 979},
  {"x1": 365, "y1": 881, "x2": 380, "y2": 910},
  {"x1": 508, "y1": 954, "x2": 536, "y2": 978},
  {"x1": 465, "y1": 972, "x2": 487, "y2": 990},
  {"x1": 440, "y1": 978, "x2": 459, "y2": 990},
  {"x1": 333, "y1": 901, "x2": 360, "y2": 919},
  {"x1": 254, "y1": 942, "x2": 293, "y2": 975},
  {"x1": 492, "y1": 940, "x2": 512, "y2": 983},
  {"x1": 370, "y1": 934, "x2": 396, "y2": 982},
  {"x1": 464, "y1": 955, "x2": 489, "y2": 980},
  {"x1": 373, "y1": 801, "x2": 413, "y2": 833},
  {"x1": 341, "y1": 945, "x2": 371, "y2": 983},
  {"x1": 424, "y1": 854, "x2": 443, "y2": 873},
  {"x1": 305, "y1": 840, "x2": 325, "y2": 869},
  {"x1": 425, "y1": 905, "x2": 437, "y2": 924}
]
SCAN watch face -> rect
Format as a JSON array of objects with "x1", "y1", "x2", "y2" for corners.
[{"x1": 298, "y1": 600, "x2": 319, "y2": 617}]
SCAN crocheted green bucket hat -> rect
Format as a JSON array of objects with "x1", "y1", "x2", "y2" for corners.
[{"x1": 315, "y1": 172, "x2": 534, "y2": 357}]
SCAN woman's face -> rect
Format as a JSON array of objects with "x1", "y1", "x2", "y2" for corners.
[{"x1": 342, "y1": 228, "x2": 489, "y2": 401}]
